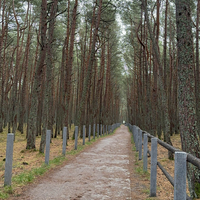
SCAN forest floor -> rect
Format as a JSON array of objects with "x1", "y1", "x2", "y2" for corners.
[{"x1": 0, "y1": 125, "x2": 197, "y2": 199}]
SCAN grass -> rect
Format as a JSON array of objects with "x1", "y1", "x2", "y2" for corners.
[
  {"x1": 11, "y1": 156, "x2": 66, "y2": 187},
  {"x1": 0, "y1": 126, "x2": 116, "y2": 199},
  {"x1": 0, "y1": 162, "x2": 4, "y2": 171},
  {"x1": 142, "y1": 188, "x2": 150, "y2": 194},
  {"x1": 0, "y1": 191, "x2": 9, "y2": 199}
]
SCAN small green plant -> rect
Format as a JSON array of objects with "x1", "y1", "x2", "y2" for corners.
[
  {"x1": 144, "y1": 170, "x2": 150, "y2": 176},
  {"x1": 32, "y1": 166, "x2": 47, "y2": 176},
  {"x1": 49, "y1": 156, "x2": 65, "y2": 166},
  {"x1": 136, "y1": 166, "x2": 143, "y2": 174},
  {"x1": 0, "y1": 186, "x2": 13, "y2": 200},
  {"x1": 142, "y1": 188, "x2": 150, "y2": 195},
  {"x1": 12, "y1": 171, "x2": 34, "y2": 185},
  {"x1": 3, "y1": 186, "x2": 13, "y2": 194},
  {"x1": 0, "y1": 191, "x2": 9, "y2": 199},
  {"x1": 135, "y1": 152, "x2": 138, "y2": 159},
  {"x1": 135, "y1": 161, "x2": 139, "y2": 166},
  {"x1": 195, "y1": 182, "x2": 200, "y2": 198}
]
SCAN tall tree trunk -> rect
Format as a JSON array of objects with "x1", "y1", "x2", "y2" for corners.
[
  {"x1": 65, "y1": 0, "x2": 78, "y2": 138},
  {"x1": 77, "y1": 0, "x2": 103, "y2": 126},
  {"x1": 18, "y1": 20, "x2": 31, "y2": 134},
  {"x1": 26, "y1": 0, "x2": 47, "y2": 149},
  {"x1": 39, "y1": 0, "x2": 58, "y2": 153},
  {"x1": 0, "y1": 0, "x2": 6, "y2": 132},
  {"x1": 176, "y1": 0, "x2": 200, "y2": 197},
  {"x1": 195, "y1": 0, "x2": 200, "y2": 137},
  {"x1": 142, "y1": 0, "x2": 173, "y2": 159}
]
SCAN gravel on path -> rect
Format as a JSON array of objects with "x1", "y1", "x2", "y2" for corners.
[{"x1": 11, "y1": 125, "x2": 146, "y2": 200}]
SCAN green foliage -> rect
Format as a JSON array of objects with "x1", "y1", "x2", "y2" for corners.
[
  {"x1": 67, "y1": 146, "x2": 84, "y2": 155},
  {"x1": 12, "y1": 171, "x2": 34, "y2": 185},
  {"x1": 136, "y1": 166, "x2": 143, "y2": 174},
  {"x1": 49, "y1": 156, "x2": 65, "y2": 166},
  {"x1": 0, "y1": 191, "x2": 9, "y2": 199},
  {"x1": 3, "y1": 186, "x2": 13, "y2": 194},
  {"x1": 142, "y1": 188, "x2": 150, "y2": 195},
  {"x1": 0, "y1": 186, "x2": 12, "y2": 199},
  {"x1": 195, "y1": 182, "x2": 200, "y2": 198},
  {"x1": 31, "y1": 166, "x2": 47, "y2": 176}
]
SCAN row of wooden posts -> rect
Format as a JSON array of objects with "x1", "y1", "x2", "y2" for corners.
[
  {"x1": 4, "y1": 123, "x2": 121, "y2": 187},
  {"x1": 127, "y1": 123, "x2": 189, "y2": 200}
]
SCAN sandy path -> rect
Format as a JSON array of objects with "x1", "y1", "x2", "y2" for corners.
[{"x1": 12, "y1": 125, "x2": 140, "y2": 200}]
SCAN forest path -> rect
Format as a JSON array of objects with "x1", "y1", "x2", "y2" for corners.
[{"x1": 11, "y1": 125, "x2": 146, "y2": 200}]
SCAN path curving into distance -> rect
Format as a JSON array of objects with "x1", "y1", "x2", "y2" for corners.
[{"x1": 12, "y1": 125, "x2": 140, "y2": 200}]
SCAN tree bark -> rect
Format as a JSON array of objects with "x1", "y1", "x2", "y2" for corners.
[
  {"x1": 65, "y1": 0, "x2": 78, "y2": 138},
  {"x1": 176, "y1": 0, "x2": 200, "y2": 197},
  {"x1": 39, "y1": 0, "x2": 58, "y2": 153},
  {"x1": 26, "y1": 0, "x2": 47, "y2": 149},
  {"x1": 195, "y1": 0, "x2": 200, "y2": 138}
]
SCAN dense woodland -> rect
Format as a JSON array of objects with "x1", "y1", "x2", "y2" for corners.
[{"x1": 0, "y1": 0, "x2": 200, "y2": 198}]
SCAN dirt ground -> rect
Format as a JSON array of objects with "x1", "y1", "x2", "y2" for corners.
[{"x1": 8, "y1": 125, "x2": 149, "y2": 200}]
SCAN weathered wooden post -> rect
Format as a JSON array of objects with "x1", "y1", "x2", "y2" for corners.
[
  {"x1": 174, "y1": 152, "x2": 187, "y2": 200},
  {"x1": 74, "y1": 126, "x2": 78, "y2": 150},
  {"x1": 133, "y1": 125, "x2": 136, "y2": 142},
  {"x1": 97, "y1": 124, "x2": 99, "y2": 138},
  {"x1": 132, "y1": 126, "x2": 135, "y2": 142},
  {"x1": 93, "y1": 124, "x2": 95, "y2": 139},
  {"x1": 4, "y1": 133, "x2": 14, "y2": 186},
  {"x1": 135, "y1": 127, "x2": 139, "y2": 151},
  {"x1": 143, "y1": 134, "x2": 148, "y2": 172},
  {"x1": 45, "y1": 130, "x2": 51, "y2": 165},
  {"x1": 62, "y1": 127, "x2": 67, "y2": 156},
  {"x1": 83, "y1": 125, "x2": 85, "y2": 145},
  {"x1": 139, "y1": 129, "x2": 143, "y2": 160},
  {"x1": 89, "y1": 125, "x2": 91, "y2": 142},
  {"x1": 150, "y1": 138, "x2": 157, "y2": 197}
]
